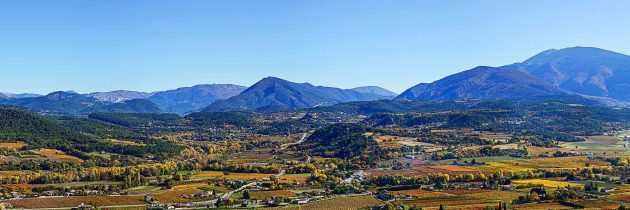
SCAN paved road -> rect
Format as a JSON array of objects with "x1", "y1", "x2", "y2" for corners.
[
  {"x1": 211, "y1": 169, "x2": 286, "y2": 206},
  {"x1": 280, "y1": 132, "x2": 309, "y2": 150},
  {"x1": 221, "y1": 181, "x2": 257, "y2": 200}
]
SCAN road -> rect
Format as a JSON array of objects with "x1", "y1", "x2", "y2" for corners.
[
  {"x1": 279, "y1": 132, "x2": 311, "y2": 163},
  {"x1": 221, "y1": 181, "x2": 257, "y2": 200},
  {"x1": 280, "y1": 132, "x2": 309, "y2": 150},
  {"x1": 207, "y1": 169, "x2": 286, "y2": 207}
]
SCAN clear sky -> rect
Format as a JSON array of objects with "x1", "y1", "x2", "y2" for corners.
[{"x1": 1, "y1": 0, "x2": 630, "y2": 94}]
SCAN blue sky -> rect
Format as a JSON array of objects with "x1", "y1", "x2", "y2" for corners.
[{"x1": 1, "y1": 0, "x2": 630, "y2": 94}]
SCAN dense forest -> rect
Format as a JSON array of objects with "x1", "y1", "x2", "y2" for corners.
[
  {"x1": 0, "y1": 107, "x2": 182, "y2": 158},
  {"x1": 295, "y1": 123, "x2": 388, "y2": 162}
]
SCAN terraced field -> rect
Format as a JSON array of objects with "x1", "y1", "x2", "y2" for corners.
[
  {"x1": 472, "y1": 156, "x2": 609, "y2": 173},
  {"x1": 512, "y1": 179, "x2": 583, "y2": 188}
]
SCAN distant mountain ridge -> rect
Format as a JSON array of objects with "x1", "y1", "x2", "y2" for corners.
[
  {"x1": 87, "y1": 90, "x2": 153, "y2": 103},
  {"x1": 0, "y1": 83, "x2": 251, "y2": 115},
  {"x1": 0, "y1": 91, "x2": 161, "y2": 115},
  {"x1": 0, "y1": 92, "x2": 41, "y2": 99},
  {"x1": 148, "y1": 84, "x2": 247, "y2": 114},
  {"x1": 397, "y1": 66, "x2": 567, "y2": 101},
  {"x1": 351, "y1": 86, "x2": 397, "y2": 99},
  {"x1": 203, "y1": 77, "x2": 393, "y2": 112},
  {"x1": 3, "y1": 46, "x2": 629, "y2": 115},
  {"x1": 502, "y1": 47, "x2": 630, "y2": 101},
  {"x1": 398, "y1": 47, "x2": 630, "y2": 104}
]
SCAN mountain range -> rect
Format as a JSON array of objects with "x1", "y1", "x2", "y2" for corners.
[
  {"x1": 398, "y1": 47, "x2": 630, "y2": 103},
  {"x1": 87, "y1": 90, "x2": 153, "y2": 103},
  {"x1": 350, "y1": 86, "x2": 398, "y2": 98},
  {"x1": 0, "y1": 91, "x2": 160, "y2": 115},
  {"x1": 396, "y1": 66, "x2": 567, "y2": 101},
  {"x1": 0, "y1": 81, "x2": 396, "y2": 115},
  {"x1": 147, "y1": 84, "x2": 247, "y2": 114},
  {"x1": 502, "y1": 47, "x2": 630, "y2": 101},
  {"x1": 1, "y1": 46, "x2": 629, "y2": 115},
  {"x1": 203, "y1": 77, "x2": 395, "y2": 112},
  {"x1": 0, "y1": 92, "x2": 42, "y2": 99}
]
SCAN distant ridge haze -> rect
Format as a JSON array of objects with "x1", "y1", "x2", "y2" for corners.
[{"x1": 2, "y1": 46, "x2": 630, "y2": 115}]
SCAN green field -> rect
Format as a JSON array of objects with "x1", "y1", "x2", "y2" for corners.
[{"x1": 561, "y1": 136, "x2": 628, "y2": 154}]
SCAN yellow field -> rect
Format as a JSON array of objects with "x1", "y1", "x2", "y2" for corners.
[
  {"x1": 0, "y1": 170, "x2": 29, "y2": 176},
  {"x1": 425, "y1": 147, "x2": 445, "y2": 152},
  {"x1": 278, "y1": 173, "x2": 310, "y2": 183},
  {"x1": 0, "y1": 142, "x2": 26, "y2": 149},
  {"x1": 527, "y1": 156, "x2": 609, "y2": 168},
  {"x1": 191, "y1": 171, "x2": 273, "y2": 181},
  {"x1": 527, "y1": 146, "x2": 577, "y2": 156},
  {"x1": 512, "y1": 179, "x2": 583, "y2": 188},
  {"x1": 109, "y1": 139, "x2": 146, "y2": 146},
  {"x1": 471, "y1": 156, "x2": 609, "y2": 173},
  {"x1": 34, "y1": 149, "x2": 83, "y2": 163}
]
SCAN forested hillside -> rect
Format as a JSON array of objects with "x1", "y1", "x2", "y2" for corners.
[{"x1": 0, "y1": 107, "x2": 181, "y2": 157}]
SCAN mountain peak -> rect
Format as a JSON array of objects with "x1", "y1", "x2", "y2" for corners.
[
  {"x1": 147, "y1": 84, "x2": 247, "y2": 114},
  {"x1": 0, "y1": 92, "x2": 41, "y2": 99},
  {"x1": 254, "y1": 76, "x2": 295, "y2": 86},
  {"x1": 262, "y1": 76, "x2": 285, "y2": 81},
  {"x1": 350, "y1": 86, "x2": 397, "y2": 98},
  {"x1": 503, "y1": 46, "x2": 630, "y2": 101},
  {"x1": 87, "y1": 90, "x2": 153, "y2": 103},
  {"x1": 204, "y1": 78, "x2": 392, "y2": 112},
  {"x1": 46, "y1": 91, "x2": 84, "y2": 100},
  {"x1": 524, "y1": 47, "x2": 630, "y2": 65},
  {"x1": 397, "y1": 66, "x2": 565, "y2": 101}
]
